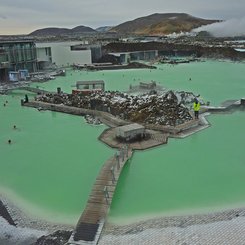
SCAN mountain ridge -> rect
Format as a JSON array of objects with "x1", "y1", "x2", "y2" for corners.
[
  {"x1": 111, "y1": 13, "x2": 219, "y2": 35},
  {"x1": 29, "y1": 13, "x2": 220, "y2": 36},
  {"x1": 29, "y1": 25, "x2": 96, "y2": 36}
]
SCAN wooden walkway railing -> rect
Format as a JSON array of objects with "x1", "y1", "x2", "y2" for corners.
[{"x1": 68, "y1": 145, "x2": 132, "y2": 245}]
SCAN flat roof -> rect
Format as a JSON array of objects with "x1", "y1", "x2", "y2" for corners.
[
  {"x1": 76, "y1": 80, "x2": 104, "y2": 85},
  {"x1": 0, "y1": 40, "x2": 35, "y2": 44},
  {"x1": 117, "y1": 123, "x2": 145, "y2": 132}
]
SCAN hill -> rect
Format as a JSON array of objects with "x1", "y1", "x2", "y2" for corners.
[
  {"x1": 29, "y1": 25, "x2": 96, "y2": 36},
  {"x1": 110, "y1": 13, "x2": 219, "y2": 35},
  {"x1": 28, "y1": 13, "x2": 220, "y2": 37},
  {"x1": 96, "y1": 26, "x2": 114, "y2": 32}
]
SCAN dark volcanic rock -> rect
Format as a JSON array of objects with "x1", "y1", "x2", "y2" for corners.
[
  {"x1": 0, "y1": 200, "x2": 16, "y2": 226},
  {"x1": 35, "y1": 230, "x2": 72, "y2": 245},
  {"x1": 126, "y1": 62, "x2": 157, "y2": 69},
  {"x1": 103, "y1": 42, "x2": 245, "y2": 61},
  {"x1": 36, "y1": 90, "x2": 194, "y2": 126}
]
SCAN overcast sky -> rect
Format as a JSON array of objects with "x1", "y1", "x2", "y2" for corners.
[{"x1": 0, "y1": 0, "x2": 245, "y2": 35}]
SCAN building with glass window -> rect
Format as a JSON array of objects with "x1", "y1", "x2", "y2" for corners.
[
  {"x1": 0, "y1": 40, "x2": 100, "y2": 82},
  {"x1": 0, "y1": 40, "x2": 37, "y2": 82},
  {"x1": 109, "y1": 50, "x2": 158, "y2": 64}
]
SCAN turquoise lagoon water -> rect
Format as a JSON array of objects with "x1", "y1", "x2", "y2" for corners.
[
  {"x1": 0, "y1": 93, "x2": 114, "y2": 223},
  {"x1": 0, "y1": 60, "x2": 245, "y2": 224},
  {"x1": 109, "y1": 111, "x2": 245, "y2": 223},
  {"x1": 32, "y1": 60, "x2": 245, "y2": 105}
]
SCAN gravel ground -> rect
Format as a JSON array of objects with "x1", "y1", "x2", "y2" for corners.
[
  {"x1": 99, "y1": 217, "x2": 245, "y2": 245},
  {"x1": 0, "y1": 216, "x2": 46, "y2": 245},
  {"x1": 99, "y1": 208, "x2": 245, "y2": 244},
  {"x1": 1, "y1": 193, "x2": 245, "y2": 244},
  {"x1": 0, "y1": 195, "x2": 74, "y2": 232}
]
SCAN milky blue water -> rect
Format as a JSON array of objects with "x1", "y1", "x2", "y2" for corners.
[{"x1": 1, "y1": 60, "x2": 245, "y2": 224}]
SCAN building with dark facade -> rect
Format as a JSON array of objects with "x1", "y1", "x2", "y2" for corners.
[
  {"x1": 110, "y1": 50, "x2": 158, "y2": 64},
  {"x1": 0, "y1": 40, "x2": 37, "y2": 82}
]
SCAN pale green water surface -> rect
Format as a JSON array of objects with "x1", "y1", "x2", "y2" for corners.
[
  {"x1": 0, "y1": 92, "x2": 114, "y2": 223},
  {"x1": 109, "y1": 111, "x2": 245, "y2": 223},
  {"x1": 31, "y1": 60, "x2": 245, "y2": 106},
  {"x1": 1, "y1": 60, "x2": 245, "y2": 224}
]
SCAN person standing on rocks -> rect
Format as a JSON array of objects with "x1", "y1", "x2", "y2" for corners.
[{"x1": 193, "y1": 98, "x2": 200, "y2": 119}]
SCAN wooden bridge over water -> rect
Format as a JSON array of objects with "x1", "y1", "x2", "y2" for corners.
[{"x1": 68, "y1": 145, "x2": 133, "y2": 245}]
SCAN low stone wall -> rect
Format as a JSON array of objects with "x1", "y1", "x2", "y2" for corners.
[
  {"x1": 142, "y1": 119, "x2": 199, "y2": 135},
  {"x1": 23, "y1": 101, "x2": 128, "y2": 127}
]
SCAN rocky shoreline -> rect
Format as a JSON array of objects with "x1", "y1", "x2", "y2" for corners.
[
  {"x1": 99, "y1": 211, "x2": 245, "y2": 244},
  {"x1": 0, "y1": 195, "x2": 74, "y2": 232},
  {"x1": 102, "y1": 207, "x2": 245, "y2": 236},
  {"x1": 0, "y1": 195, "x2": 74, "y2": 245},
  {"x1": 1, "y1": 193, "x2": 245, "y2": 244}
]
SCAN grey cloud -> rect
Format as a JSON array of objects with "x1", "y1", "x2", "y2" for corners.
[
  {"x1": 0, "y1": 15, "x2": 7, "y2": 19},
  {"x1": 1, "y1": 0, "x2": 245, "y2": 34}
]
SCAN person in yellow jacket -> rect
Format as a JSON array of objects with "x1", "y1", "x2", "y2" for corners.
[{"x1": 193, "y1": 98, "x2": 200, "y2": 119}]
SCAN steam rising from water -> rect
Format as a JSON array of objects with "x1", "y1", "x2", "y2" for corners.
[{"x1": 193, "y1": 17, "x2": 245, "y2": 37}]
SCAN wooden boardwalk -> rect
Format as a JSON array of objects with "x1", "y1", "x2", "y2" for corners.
[
  {"x1": 0, "y1": 85, "x2": 51, "y2": 94},
  {"x1": 68, "y1": 146, "x2": 133, "y2": 245}
]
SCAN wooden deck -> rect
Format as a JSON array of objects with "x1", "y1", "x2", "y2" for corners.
[
  {"x1": 99, "y1": 128, "x2": 168, "y2": 150},
  {"x1": 68, "y1": 146, "x2": 133, "y2": 244}
]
